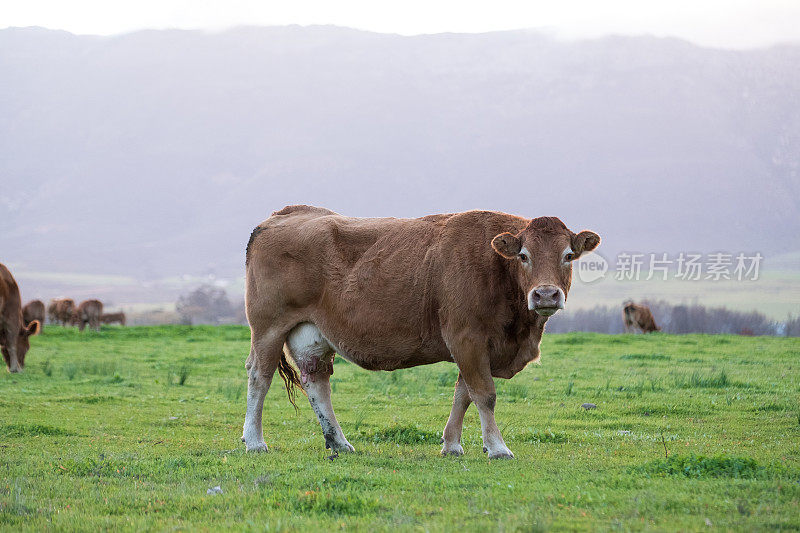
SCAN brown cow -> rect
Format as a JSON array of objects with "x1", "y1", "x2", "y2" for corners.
[
  {"x1": 100, "y1": 312, "x2": 126, "y2": 326},
  {"x1": 48, "y1": 298, "x2": 75, "y2": 326},
  {"x1": 72, "y1": 300, "x2": 103, "y2": 331},
  {"x1": 242, "y1": 206, "x2": 600, "y2": 458},
  {"x1": 23, "y1": 300, "x2": 46, "y2": 330},
  {"x1": 623, "y1": 301, "x2": 660, "y2": 333},
  {"x1": 1, "y1": 263, "x2": 41, "y2": 372}
]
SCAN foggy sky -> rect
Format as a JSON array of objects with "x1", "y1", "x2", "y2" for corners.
[{"x1": 3, "y1": 0, "x2": 800, "y2": 49}]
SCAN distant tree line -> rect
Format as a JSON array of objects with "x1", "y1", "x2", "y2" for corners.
[
  {"x1": 175, "y1": 285, "x2": 246, "y2": 325},
  {"x1": 547, "y1": 300, "x2": 799, "y2": 336},
  {"x1": 136, "y1": 288, "x2": 799, "y2": 336}
]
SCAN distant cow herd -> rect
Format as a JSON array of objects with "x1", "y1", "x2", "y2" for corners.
[
  {"x1": 1, "y1": 262, "x2": 127, "y2": 372},
  {"x1": 44, "y1": 297, "x2": 126, "y2": 330}
]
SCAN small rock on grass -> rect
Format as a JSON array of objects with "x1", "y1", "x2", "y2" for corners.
[
  {"x1": 207, "y1": 486, "x2": 223, "y2": 495},
  {"x1": 581, "y1": 403, "x2": 597, "y2": 410}
]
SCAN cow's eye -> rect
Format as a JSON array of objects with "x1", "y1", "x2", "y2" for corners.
[
  {"x1": 564, "y1": 253, "x2": 575, "y2": 262},
  {"x1": 519, "y1": 253, "x2": 528, "y2": 262}
]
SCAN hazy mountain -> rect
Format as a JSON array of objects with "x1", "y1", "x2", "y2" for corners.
[{"x1": 1, "y1": 25, "x2": 799, "y2": 283}]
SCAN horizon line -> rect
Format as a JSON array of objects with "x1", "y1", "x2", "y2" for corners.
[{"x1": 3, "y1": 23, "x2": 799, "y2": 52}]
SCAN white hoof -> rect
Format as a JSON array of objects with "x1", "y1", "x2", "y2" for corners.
[
  {"x1": 335, "y1": 441, "x2": 355, "y2": 453},
  {"x1": 327, "y1": 438, "x2": 355, "y2": 453},
  {"x1": 487, "y1": 446, "x2": 515, "y2": 459},
  {"x1": 245, "y1": 441, "x2": 268, "y2": 453},
  {"x1": 441, "y1": 443, "x2": 465, "y2": 456}
]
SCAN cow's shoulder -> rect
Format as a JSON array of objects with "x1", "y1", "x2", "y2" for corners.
[
  {"x1": 442, "y1": 210, "x2": 528, "y2": 231},
  {"x1": 436, "y1": 210, "x2": 529, "y2": 252}
]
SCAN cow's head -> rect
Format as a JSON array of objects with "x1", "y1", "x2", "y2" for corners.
[
  {"x1": 492, "y1": 217, "x2": 600, "y2": 317},
  {"x1": 2, "y1": 320, "x2": 40, "y2": 372}
]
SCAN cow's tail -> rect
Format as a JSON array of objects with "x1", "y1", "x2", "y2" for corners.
[{"x1": 277, "y1": 352, "x2": 305, "y2": 412}]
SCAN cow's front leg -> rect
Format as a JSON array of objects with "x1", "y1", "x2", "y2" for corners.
[
  {"x1": 454, "y1": 347, "x2": 514, "y2": 459},
  {"x1": 441, "y1": 373, "x2": 470, "y2": 456},
  {"x1": 3, "y1": 329, "x2": 21, "y2": 373}
]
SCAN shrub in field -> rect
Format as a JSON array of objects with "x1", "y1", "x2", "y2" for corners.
[
  {"x1": 165, "y1": 364, "x2": 192, "y2": 386},
  {"x1": 178, "y1": 365, "x2": 191, "y2": 385},
  {"x1": 673, "y1": 370, "x2": 729, "y2": 388},
  {"x1": 58, "y1": 455, "x2": 132, "y2": 478},
  {"x1": 638, "y1": 454, "x2": 768, "y2": 478},
  {"x1": 620, "y1": 353, "x2": 671, "y2": 361},
  {"x1": 519, "y1": 429, "x2": 569, "y2": 444},
  {"x1": 365, "y1": 424, "x2": 440, "y2": 444},
  {"x1": 63, "y1": 363, "x2": 78, "y2": 380},
  {"x1": 2, "y1": 424, "x2": 75, "y2": 437},
  {"x1": 293, "y1": 490, "x2": 381, "y2": 516}
]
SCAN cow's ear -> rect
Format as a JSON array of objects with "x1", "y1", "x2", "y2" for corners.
[
  {"x1": 572, "y1": 231, "x2": 600, "y2": 255},
  {"x1": 23, "y1": 320, "x2": 40, "y2": 337},
  {"x1": 491, "y1": 232, "x2": 522, "y2": 259}
]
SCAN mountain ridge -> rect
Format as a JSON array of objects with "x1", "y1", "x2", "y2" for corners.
[{"x1": 1, "y1": 26, "x2": 798, "y2": 280}]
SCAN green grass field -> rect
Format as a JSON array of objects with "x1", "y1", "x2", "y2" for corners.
[{"x1": 1, "y1": 327, "x2": 798, "y2": 531}]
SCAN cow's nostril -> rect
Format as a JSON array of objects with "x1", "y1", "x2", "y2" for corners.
[{"x1": 534, "y1": 287, "x2": 559, "y2": 301}]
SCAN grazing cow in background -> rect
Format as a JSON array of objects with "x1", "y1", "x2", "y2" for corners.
[
  {"x1": 1, "y1": 263, "x2": 41, "y2": 372},
  {"x1": 23, "y1": 300, "x2": 46, "y2": 331},
  {"x1": 101, "y1": 312, "x2": 126, "y2": 326},
  {"x1": 243, "y1": 205, "x2": 600, "y2": 458},
  {"x1": 49, "y1": 298, "x2": 75, "y2": 326},
  {"x1": 47, "y1": 300, "x2": 57, "y2": 324},
  {"x1": 623, "y1": 301, "x2": 660, "y2": 333},
  {"x1": 72, "y1": 300, "x2": 103, "y2": 331}
]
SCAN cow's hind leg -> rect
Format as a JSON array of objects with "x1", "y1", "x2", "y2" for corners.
[
  {"x1": 441, "y1": 373, "x2": 471, "y2": 456},
  {"x1": 286, "y1": 323, "x2": 354, "y2": 452},
  {"x1": 241, "y1": 330, "x2": 285, "y2": 452}
]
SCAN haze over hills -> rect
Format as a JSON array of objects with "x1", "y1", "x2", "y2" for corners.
[{"x1": 1, "y1": 26, "x2": 799, "y2": 305}]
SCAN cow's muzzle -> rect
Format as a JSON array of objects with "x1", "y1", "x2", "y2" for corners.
[{"x1": 528, "y1": 285, "x2": 565, "y2": 316}]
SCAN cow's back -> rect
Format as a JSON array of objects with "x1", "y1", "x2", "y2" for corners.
[
  {"x1": 23, "y1": 300, "x2": 45, "y2": 326},
  {"x1": 246, "y1": 206, "x2": 450, "y2": 365},
  {"x1": 79, "y1": 300, "x2": 103, "y2": 317}
]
